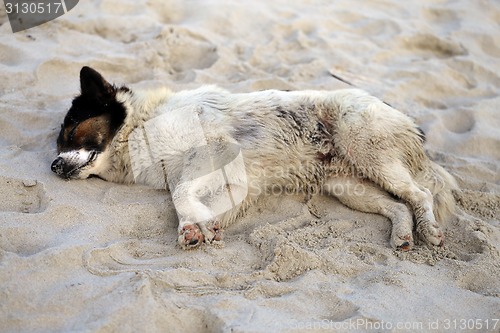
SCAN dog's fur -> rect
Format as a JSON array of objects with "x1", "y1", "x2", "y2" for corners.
[{"x1": 52, "y1": 67, "x2": 457, "y2": 250}]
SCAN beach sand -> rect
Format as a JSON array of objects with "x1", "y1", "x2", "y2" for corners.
[{"x1": 0, "y1": 0, "x2": 499, "y2": 331}]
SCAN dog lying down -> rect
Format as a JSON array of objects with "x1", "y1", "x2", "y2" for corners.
[{"x1": 52, "y1": 66, "x2": 457, "y2": 251}]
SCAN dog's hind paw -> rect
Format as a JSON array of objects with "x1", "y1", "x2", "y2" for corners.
[
  {"x1": 391, "y1": 233, "x2": 414, "y2": 251},
  {"x1": 417, "y1": 222, "x2": 445, "y2": 247}
]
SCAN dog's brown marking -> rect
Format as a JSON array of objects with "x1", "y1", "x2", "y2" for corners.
[
  {"x1": 73, "y1": 116, "x2": 111, "y2": 145},
  {"x1": 59, "y1": 115, "x2": 113, "y2": 152}
]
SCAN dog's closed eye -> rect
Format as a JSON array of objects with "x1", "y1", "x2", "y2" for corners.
[{"x1": 68, "y1": 125, "x2": 78, "y2": 142}]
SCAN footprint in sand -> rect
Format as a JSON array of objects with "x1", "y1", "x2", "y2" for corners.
[
  {"x1": 402, "y1": 33, "x2": 467, "y2": 58},
  {"x1": 0, "y1": 44, "x2": 25, "y2": 67},
  {"x1": 0, "y1": 176, "x2": 48, "y2": 214},
  {"x1": 82, "y1": 239, "x2": 261, "y2": 297},
  {"x1": 456, "y1": 259, "x2": 500, "y2": 298},
  {"x1": 441, "y1": 109, "x2": 475, "y2": 134},
  {"x1": 158, "y1": 27, "x2": 219, "y2": 73},
  {"x1": 83, "y1": 240, "x2": 179, "y2": 276}
]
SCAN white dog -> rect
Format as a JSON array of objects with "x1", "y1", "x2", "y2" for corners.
[{"x1": 52, "y1": 67, "x2": 457, "y2": 250}]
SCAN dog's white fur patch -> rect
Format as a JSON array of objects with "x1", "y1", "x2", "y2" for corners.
[{"x1": 57, "y1": 149, "x2": 92, "y2": 166}]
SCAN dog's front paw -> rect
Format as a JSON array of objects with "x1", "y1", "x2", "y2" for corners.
[
  {"x1": 178, "y1": 224, "x2": 205, "y2": 249},
  {"x1": 206, "y1": 221, "x2": 223, "y2": 242},
  {"x1": 177, "y1": 222, "x2": 223, "y2": 250}
]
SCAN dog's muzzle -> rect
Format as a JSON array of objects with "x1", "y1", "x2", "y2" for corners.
[{"x1": 51, "y1": 150, "x2": 98, "y2": 179}]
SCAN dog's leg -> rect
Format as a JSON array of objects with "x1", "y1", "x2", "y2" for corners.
[
  {"x1": 173, "y1": 182, "x2": 224, "y2": 249},
  {"x1": 323, "y1": 176, "x2": 414, "y2": 250},
  {"x1": 367, "y1": 162, "x2": 444, "y2": 247},
  {"x1": 174, "y1": 181, "x2": 246, "y2": 249},
  {"x1": 331, "y1": 92, "x2": 444, "y2": 246}
]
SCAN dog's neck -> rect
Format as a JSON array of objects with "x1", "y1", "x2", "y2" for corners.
[{"x1": 101, "y1": 87, "x2": 173, "y2": 184}]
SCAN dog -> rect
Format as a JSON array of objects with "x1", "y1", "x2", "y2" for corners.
[{"x1": 52, "y1": 66, "x2": 457, "y2": 250}]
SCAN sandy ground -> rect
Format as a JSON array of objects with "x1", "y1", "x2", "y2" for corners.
[{"x1": 0, "y1": 0, "x2": 499, "y2": 332}]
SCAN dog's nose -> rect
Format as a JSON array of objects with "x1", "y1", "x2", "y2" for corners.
[{"x1": 51, "y1": 157, "x2": 64, "y2": 174}]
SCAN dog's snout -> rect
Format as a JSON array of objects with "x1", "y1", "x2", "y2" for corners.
[{"x1": 51, "y1": 157, "x2": 64, "y2": 175}]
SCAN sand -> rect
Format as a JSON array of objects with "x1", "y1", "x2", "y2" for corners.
[{"x1": 0, "y1": 0, "x2": 499, "y2": 332}]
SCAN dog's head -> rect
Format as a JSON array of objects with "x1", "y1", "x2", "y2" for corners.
[{"x1": 51, "y1": 67, "x2": 127, "y2": 180}]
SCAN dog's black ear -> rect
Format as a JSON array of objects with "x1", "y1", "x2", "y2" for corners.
[{"x1": 80, "y1": 66, "x2": 114, "y2": 99}]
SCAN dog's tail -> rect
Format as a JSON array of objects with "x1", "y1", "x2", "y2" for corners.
[{"x1": 415, "y1": 161, "x2": 458, "y2": 226}]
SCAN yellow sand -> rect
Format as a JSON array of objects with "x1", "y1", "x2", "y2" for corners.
[{"x1": 0, "y1": 1, "x2": 499, "y2": 331}]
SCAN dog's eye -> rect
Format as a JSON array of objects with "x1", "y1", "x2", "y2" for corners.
[
  {"x1": 89, "y1": 151, "x2": 97, "y2": 161},
  {"x1": 68, "y1": 125, "x2": 78, "y2": 142}
]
